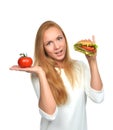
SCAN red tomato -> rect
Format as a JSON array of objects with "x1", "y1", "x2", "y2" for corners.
[{"x1": 18, "y1": 53, "x2": 33, "y2": 68}]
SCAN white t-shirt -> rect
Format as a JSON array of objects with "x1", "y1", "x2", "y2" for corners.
[{"x1": 31, "y1": 60, "x2": 104, "y2": 130}]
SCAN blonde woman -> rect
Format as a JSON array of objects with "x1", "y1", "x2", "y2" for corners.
[{"x1": 10, "y1": 20, "x2": 104, "y2": 130}]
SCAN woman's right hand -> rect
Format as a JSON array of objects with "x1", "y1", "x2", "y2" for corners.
[{"x1": 9, "y1": 65, "x2": 45, "y2": 76}]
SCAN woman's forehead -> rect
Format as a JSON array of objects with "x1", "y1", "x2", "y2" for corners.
[{"x1": 43, "y1": 27, "x2": 62, "y2": 39}]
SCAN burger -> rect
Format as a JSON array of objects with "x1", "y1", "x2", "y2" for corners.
[{"x1": 74, "y1": 39, "x2": 98, "y2": 56}]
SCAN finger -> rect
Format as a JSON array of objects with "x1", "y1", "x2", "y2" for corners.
[
  {"x1": 9, "y1": 65, "x2": 20, "y2": 70},
  {"x1": 92, "y1": 35, "x2": 96, "y2": 43},
  {"x1": 9, "y1": 65, "x2": 28, "y2": 71}
]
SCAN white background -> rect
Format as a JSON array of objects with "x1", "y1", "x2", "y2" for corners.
[{"x1": 0, "y1": 0, "x2": 113, "y2": 130}]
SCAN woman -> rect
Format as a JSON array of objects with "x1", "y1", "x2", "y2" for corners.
[{"x1": 10, "y1": 20, "x2": 104, "y2": 130}]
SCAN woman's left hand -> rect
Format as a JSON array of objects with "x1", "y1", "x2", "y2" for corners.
[{"x1": 85, "y1": 35, "x2": 97, "y2": 62}]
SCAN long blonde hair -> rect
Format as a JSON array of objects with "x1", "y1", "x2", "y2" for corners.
[{"x1": 33, "y1": 20, "x2": 76, "y2": 105}]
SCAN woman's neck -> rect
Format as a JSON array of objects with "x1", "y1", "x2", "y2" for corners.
[{"x1": 55, "y1": 61, "x2": 64, "y2": 68}]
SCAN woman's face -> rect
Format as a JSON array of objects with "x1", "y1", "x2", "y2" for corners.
[{"x1": 43, "y1": 27, "x2": 66, "y2": 63}]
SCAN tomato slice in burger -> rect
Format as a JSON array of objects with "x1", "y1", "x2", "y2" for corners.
[{"x1": 81, "y1": 45, "x2": 95, "y2": 51}]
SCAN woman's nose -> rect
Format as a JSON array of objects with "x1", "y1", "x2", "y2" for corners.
[{"x1": 54, "y1": 41, "x2": 60, "y2": 49}]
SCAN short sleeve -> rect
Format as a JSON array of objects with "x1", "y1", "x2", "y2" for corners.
[{"x1": 39, "y1": 107, "x2": 58, "y2": 121}]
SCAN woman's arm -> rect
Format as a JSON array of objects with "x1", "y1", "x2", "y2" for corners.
[
  {"x1": 87, "y1": 57, "x2": 103, "y2": 90},
  {"x1": 86, "y1": 35, "x2": 103, "y2": 90},
  {"x1": 38, "y1": 71, "x2": 57, "y2": 114}
]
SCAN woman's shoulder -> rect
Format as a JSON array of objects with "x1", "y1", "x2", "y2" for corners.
[
  {"x1": 71, "y1": 59, "x2": 88, "y2": 70},
  {"x1": 72, "y1": 59, "x2": 85, "y2": 66}
]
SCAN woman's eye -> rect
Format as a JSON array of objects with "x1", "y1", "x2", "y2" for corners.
[
  {"x1": 57, "y1": 36, "x2": 63, "y2": 40},
  {"x1": 46, "y1": 41, "x2": 52, "y2": 46}
]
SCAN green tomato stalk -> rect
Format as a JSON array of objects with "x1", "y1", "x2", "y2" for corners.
[{"x1": 19, "y1": 53, "x2": 27, "y2": 57}]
